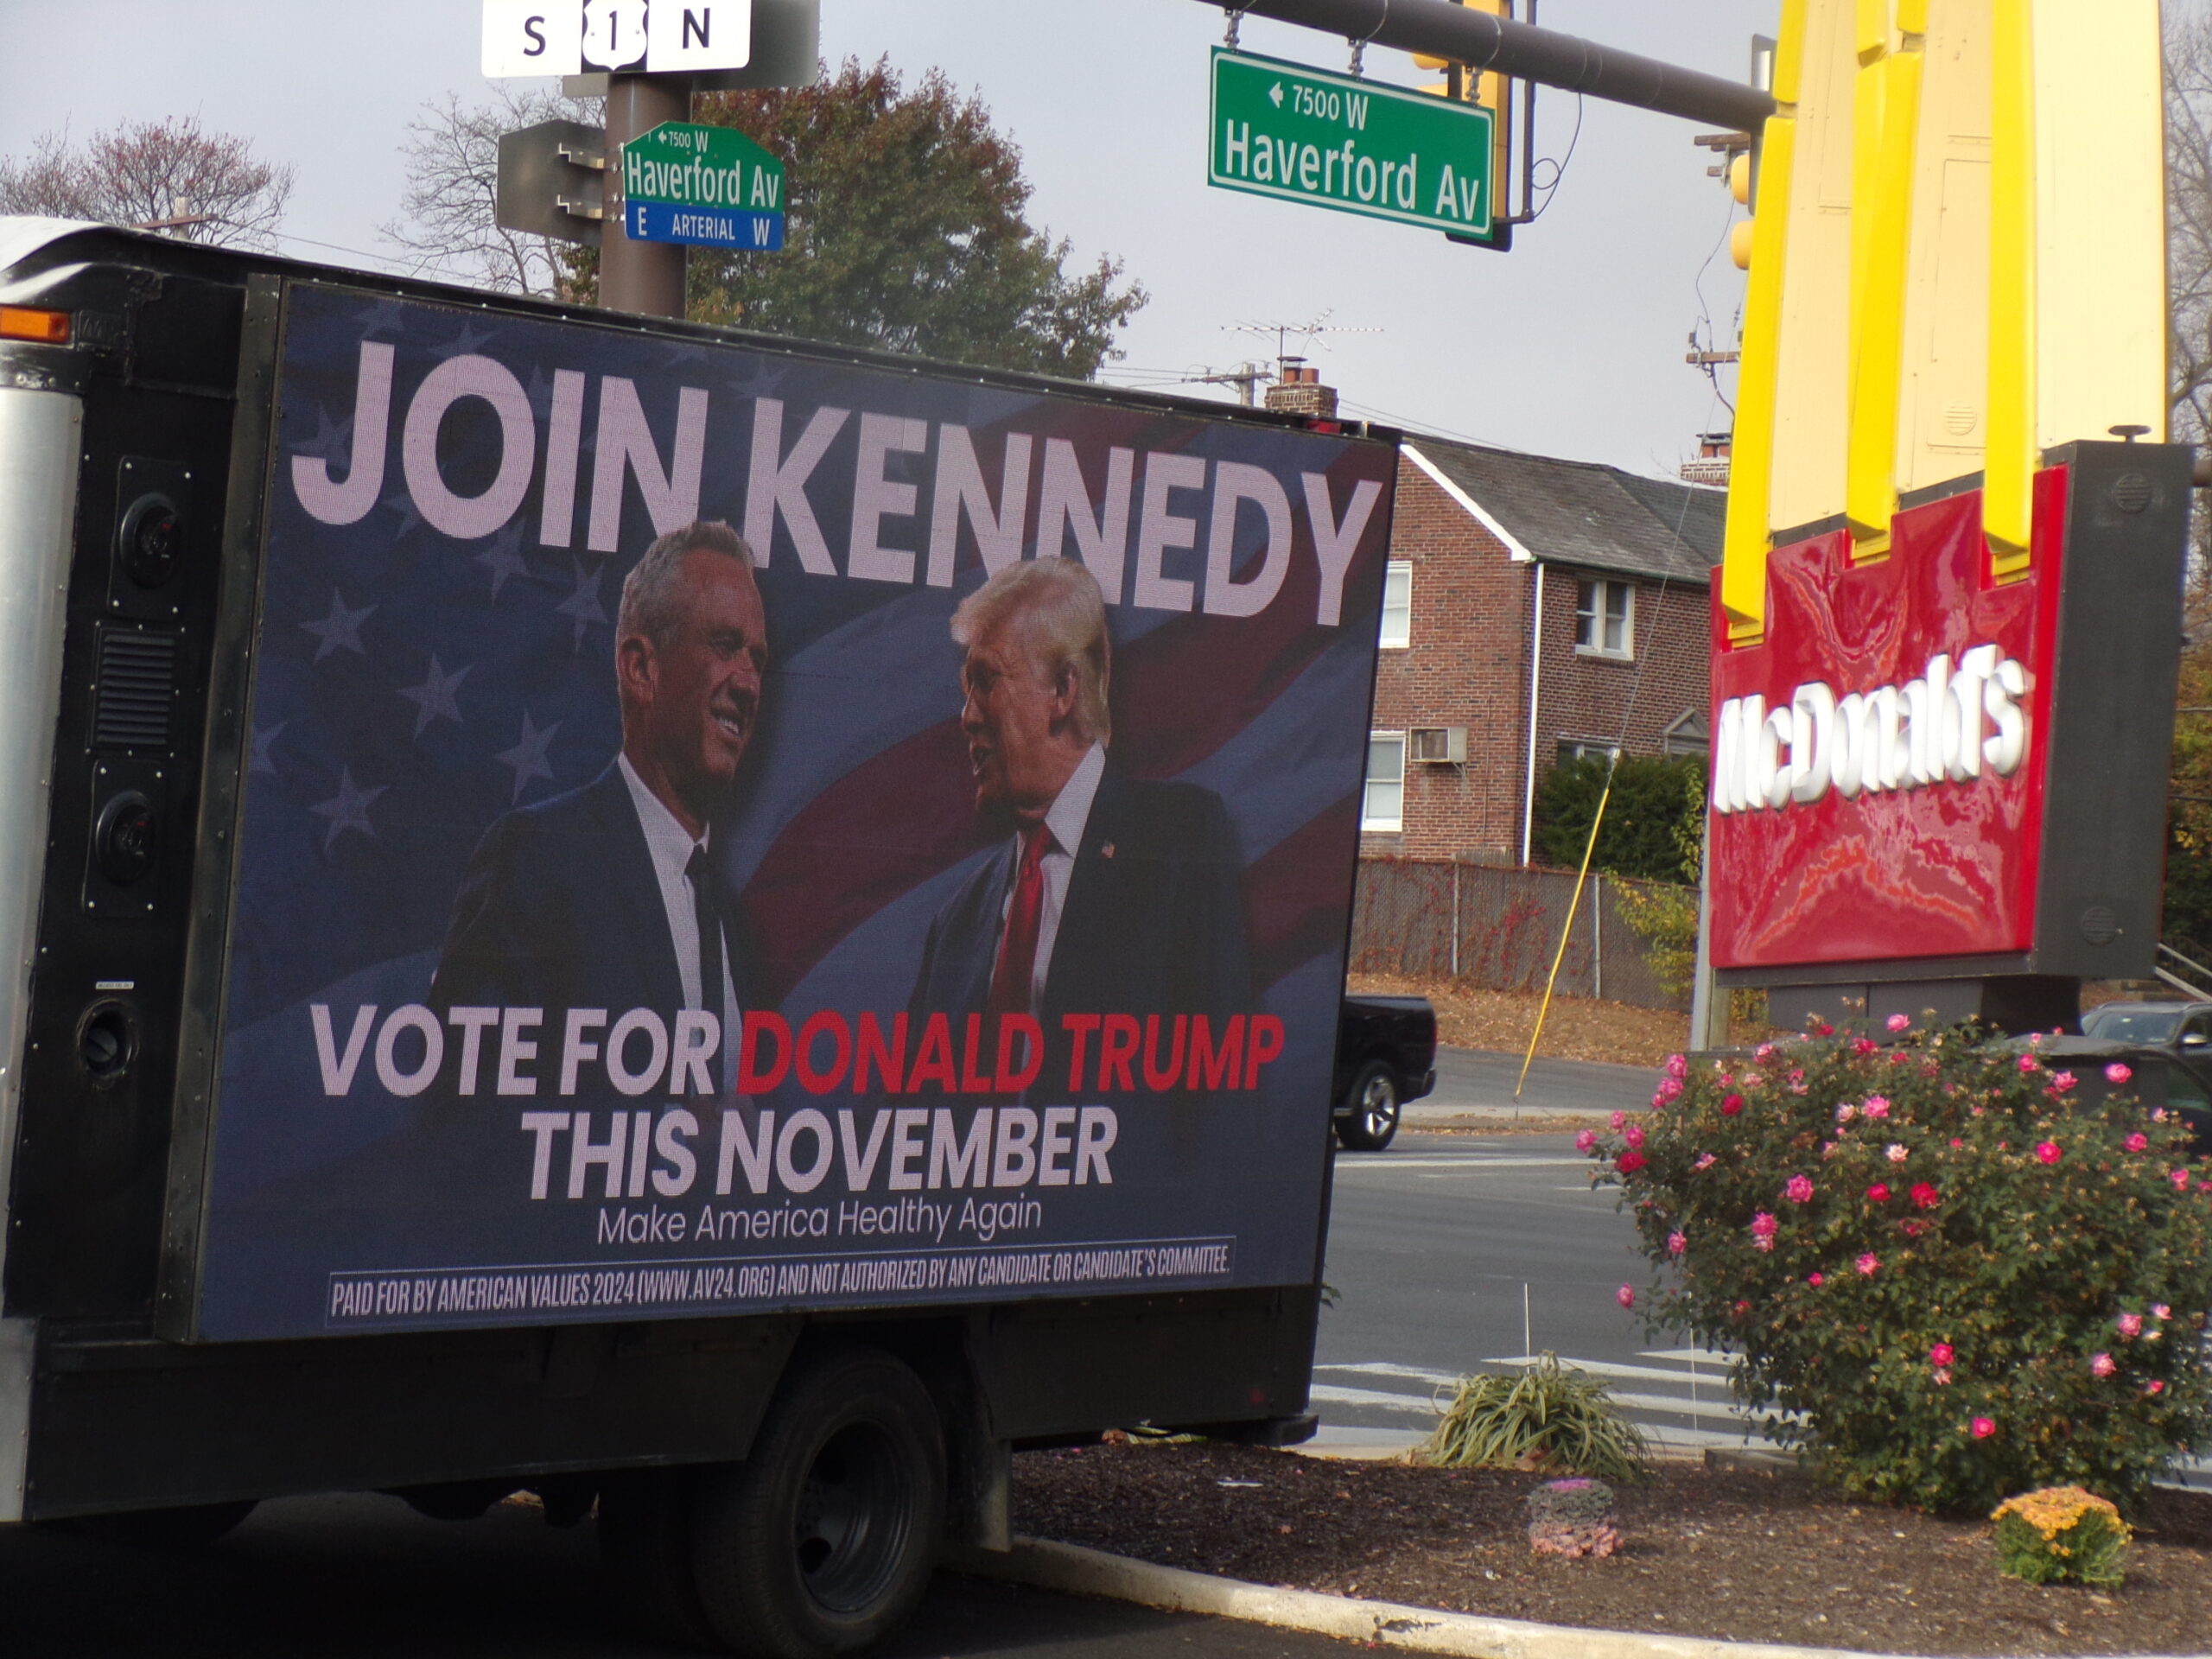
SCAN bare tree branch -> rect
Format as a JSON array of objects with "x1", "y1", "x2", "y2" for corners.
[
  {"x1": 378, "y1": 86, "x2": 599, "y2": 296},
  {"x1": 0, "y1": 116, "x2": 293, "y2": 250}
]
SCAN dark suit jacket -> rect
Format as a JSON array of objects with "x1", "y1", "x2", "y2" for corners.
[
  {"x1": 909, "y1": 765, "x2": 1251, "y2": 1100},
  {"x1": 431, "y1": 760, "x2": 750, "y2": 1025}
]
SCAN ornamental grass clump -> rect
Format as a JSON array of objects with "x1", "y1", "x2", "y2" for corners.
[
  {"x1": 1525, "y1": 1477, "x2": 1622, "y2": 1559},
  {"x1": 1992, "y1": 1486, "x2": 2132, "y2": 1586},
  {"x1": 1427, "y1": 1354, "x2": 1649, "y2": 1481},
  {"x1": 1581, "y1": 1028, "x2": 2212, "y2": 1514}
]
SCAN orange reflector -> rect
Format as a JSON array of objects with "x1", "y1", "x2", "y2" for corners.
[{"x1": 0, "y1": 307, "x2": 71, "y2": 344}]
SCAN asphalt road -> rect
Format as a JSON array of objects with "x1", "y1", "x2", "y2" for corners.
[
  {"x1": 1414, "y1": 1046, "x2": 1661, "y2": 1120},
  {"x1": 0, "y1": 1491, "x2": 1365, "y2": 1659},
  {"x1": 1313, "y1": 1127, "x2": 1758, "y2": 1454}
]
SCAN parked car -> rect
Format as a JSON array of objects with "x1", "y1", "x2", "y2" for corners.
[
  {"x1": 1332, "y1": 995, "x2": 1439, "y2": 1152},
  {"x1": 2079, "y1": 998, "x2": 2212, "y2": 1056},
  {"x1": 2002, "y1": 1034, "x2": 2211, "y2": 1159}
]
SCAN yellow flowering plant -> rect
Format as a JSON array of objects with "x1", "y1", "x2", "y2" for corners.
[{"x1": 1991, "y1": 1486, "x2": 2132, "y2": 1586}]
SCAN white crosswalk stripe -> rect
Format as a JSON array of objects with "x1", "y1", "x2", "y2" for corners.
[{"x1": 1310, "y1": 1351, "x2": 2212, "y2": 1486}]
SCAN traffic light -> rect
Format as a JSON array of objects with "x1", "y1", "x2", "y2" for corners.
[
  {"x1": 1414, "y1": 0, "x2": 1515, "y2": 252},
  {"x1": 494, "y1": 118, "x2": 607, "y2": 247}
]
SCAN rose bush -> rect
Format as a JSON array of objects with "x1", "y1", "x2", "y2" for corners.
[{"x1": 1583, "y1": 1029, "x2": 2212, "y2": 1513}]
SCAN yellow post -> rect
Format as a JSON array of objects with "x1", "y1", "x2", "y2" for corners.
[
  {"x1": 1984, "y1": 0, "x2": 2036, "y2": 575},
  {"x1": 1515, "y1": 777, "x2": 1612, "y2": 1100},
  {"x1": 1844, "y1": 3, "x2": 1923, "y2": 559}
]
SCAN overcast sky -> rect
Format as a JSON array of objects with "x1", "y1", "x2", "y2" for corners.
[{"x1": 0, "y1": 0, "x2": 1774, "y2": 475}]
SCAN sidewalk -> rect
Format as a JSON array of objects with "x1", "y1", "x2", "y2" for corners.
[{"x1": 1407, "y1": 1046, "x2": 1659, "y2": 1124}]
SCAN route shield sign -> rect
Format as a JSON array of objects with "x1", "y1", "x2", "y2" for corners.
[
  {"x1": 620, "y1": 119, "x2": 785, "y2": 250},
  {"x1": 1208, "y1": 48, "x2": 1493, "y2": 239}
]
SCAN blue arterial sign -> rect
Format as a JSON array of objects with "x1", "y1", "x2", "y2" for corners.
[{"x1": 626, "y1": 200, "x2": 785, "y2": 251}]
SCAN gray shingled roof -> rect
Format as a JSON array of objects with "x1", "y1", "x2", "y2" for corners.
[{"x1": 1405, "y1": 433, "x2": 1723, "y2": 586}]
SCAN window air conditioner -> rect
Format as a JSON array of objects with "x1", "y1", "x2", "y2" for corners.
[{"x1": 1409, "y1": 726, "x2": 1466, "y2": 764}]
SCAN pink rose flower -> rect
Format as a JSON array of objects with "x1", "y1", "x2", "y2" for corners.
[
  {"x1": 1784, "y1": 1174, "x2": 1815, "y2": 1204},
  {"x1": 1575, "y1": 1128, "x2": 1599, "y2": 1154},
  {"x1": 1835, "y1": 1103, "x2": 1858, "y2": 1124},
  {"x1": 2154, "y1": 1304, "x2": 2171, "y2": 1319},
  {"x1": 1667, "y1": 1230, "x2": 1687, "y2": 1256},
  {"x1": 1866, "y1": 1182, "x2": 1891, "y2": 1204},
  {"x1": 1610, "y1": 1110, "x2": 1626, "y2": 1131},
  {"x1": 1886, "y1": 1013, "x2": 1910, "y2": 1033},
  {"x1": 1852, "y1": 1037, "x2": 1878, "y2": 1057},
  {"x1": 2017, "y1": 1053, "x2": 2041, "y2": 1074},
  {"x1": 1616, "y1": 1285, "x2": 1636, "y2": 1310},
  {"x1": 1652, "y1": 1078, "x2": 1682, "y2": 1106},
  {"x1": 1616, "y1": 1150, "x2": 1647, "y2": 1175},
  {"x1": 1929, "y1": 1343, "x2": 1955, "y2": 1366},
  {"x1": 1665, "y1": 1053, "x2": 1688, "y2": 1080},
  {"x1": 1754, "y1": 1043, "x2": 1776, "y2": 1061},
  {"x1": 1815, "y1": 1021, "x2": 1835, "y2": 1037},
  {"x1": 2035, "y1": 1141, "x2": 2062, "y2": 1165},
  {"x1": 1910, "y1": 1182, "x2": 1940, "y2": 1210},
  {"x1": 2106, "y1": 1062, "x2": 2133, "y2": 1084},
  {"x1": 1750, "y1": 1211, "x2": 1779, "y2": 1239},
  {"x1": 2046, "y1": 1072, "x2": 2077, "y2": 1096},
  {"x1": 1970, "y1": 1417, "x2": 1995, "y2": 1439},
  {"x1": 1752, "y1": 1234, "x2": 1775, "y2": 1252},
  {"x1": 1693, "y1": 1152, "x2": 1718, "y2": 1171},
  {"x1": 1932, "y1": 1368, "x2": 1952, "y2": 1385},
  {"x1": 2091, "y1": 1352, "x2": 2117, "y2": 1378},
  {"x1": 2118, "y1": 1131, "x2": 2147, "y2": 1154},
  {"x1": 1863, "y1": 1096, "x2": 1891, "y2": 1119},
  {"x1": 2146, "y1": 1379, "x2": 2166, "y2": 1396},
  {"x1": 1807, "y1": 1272, "x2": 1824, "y2": 1286},
  {"x1": 2173, "y1": 1168, "x2": 2192, "y2": 1190},
  {"x1": 2117, "y1": 1313, "x2": 2143, "y2": 1338},
  {"x1": 1624, "y1": 1122, "x2": 1647, "y2": 1149},
  {"x1": 1949, "y1": 1138, "x2": 1964, "y2": 1149},
  {"x1": 1720, "y1": 1094, "x2": 1745, "y2": 1117},
  {"x1": 1886, "y1": 1143, "x2": 1909, "y2": 1164},
  {"x1": 1856, "y1": 1252, "x2": 1879, "y2": 1276}
]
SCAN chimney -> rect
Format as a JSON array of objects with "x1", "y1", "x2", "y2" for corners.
[
  {"x1": 1263, "y1": 358, "x2": 1338, "y2": 421},
  {"x1": 1680, "y1": 429, "x2": 1732, "y2": 487}
]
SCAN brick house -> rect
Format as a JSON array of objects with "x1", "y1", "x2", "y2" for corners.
[{"x1": 1355, "y1": 427, "x2": 1725, "y2": 866}]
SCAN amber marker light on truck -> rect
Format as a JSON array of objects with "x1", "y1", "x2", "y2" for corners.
[{"x1": 0, "y1": 306, "x2": 71, "y2": 343}]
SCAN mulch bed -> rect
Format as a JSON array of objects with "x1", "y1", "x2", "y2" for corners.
[{"x1": 1009, "y1": 1442, "x2": 2212, "y2": 1656}]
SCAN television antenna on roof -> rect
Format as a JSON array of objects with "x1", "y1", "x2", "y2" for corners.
[{"x1": 1224, "y1": 310, "x2": 1382, "y2": 378}]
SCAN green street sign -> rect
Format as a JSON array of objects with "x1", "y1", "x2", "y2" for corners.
[
  {"x1": 623, "y1": 120, "x2": 784, "y2": 210},
  {"x1": 1208, "y1": 48, "x2": 1493, "y2": 239},
  {"x1": 620, "y1": 120, "x2": 786, "y2": 251}
]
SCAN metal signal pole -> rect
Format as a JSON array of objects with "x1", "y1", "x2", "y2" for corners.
[{"x1": 601, "y1": 73, "x2": 692, "y2": 319}]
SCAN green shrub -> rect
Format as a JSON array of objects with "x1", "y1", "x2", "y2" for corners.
[
  {"x1": 1992, "y1": 1487, "x2": 2132, "y2": 1586},
  {"x1": 1530, "y1": 753, "x2": 1705, "y2": 881},
  {"x1": 1580, "y1": 1027, "x2": 2212, "y2": 1513},
  {"x1": 1427, "y1": 1354, "x2": 1649, "y2": 1480}
]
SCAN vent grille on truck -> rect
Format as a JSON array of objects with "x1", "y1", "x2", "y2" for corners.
[{"x1": 92, "y1": 627, "x2": 178, "y2": 751}]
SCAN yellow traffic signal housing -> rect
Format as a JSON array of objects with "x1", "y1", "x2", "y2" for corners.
[
  {"x1": 1719, "y1": 0, "x2": 2167, "y2": 641},
  {"x1": 1414, "y1": 0, "x2": 1514, "y2": 211}
]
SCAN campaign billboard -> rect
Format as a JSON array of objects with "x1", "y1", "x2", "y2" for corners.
[{"x1": 185, "y1": 282, "x2": 1393, "y2": 1342}]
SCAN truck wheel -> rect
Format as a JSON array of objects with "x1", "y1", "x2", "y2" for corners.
[
  {"x1": 599, "y1": 1467, "x2": 721, "y2": 1650},
  {"x1": 67, "y1": 1499, "x2": 257, "y2": 1549},
  {"x1": 690, "y1": 1346, "x2": 945, "y2": 1659},
  {"x1": 1335, "y1": 1062, "x2": 1402, "y2": 1151}
]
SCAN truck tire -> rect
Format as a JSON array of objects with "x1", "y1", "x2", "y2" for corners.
[
  {"x1": 1335, "y1": 1061, "x2": 1402, "y2": 1151},
  {"x1": 65, "y1": 1499, "x2": 257, "y2": 1549},
  {"x1": 690, "y1": 1346, "x2": 945, "y2": 1659},
  {"x1": 599, "y1": 1467, "x2": 721, "y2": 1650}
]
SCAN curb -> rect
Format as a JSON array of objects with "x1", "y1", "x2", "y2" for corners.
[{"x1": 944, "y1": 1535, "x2": 1926, "y2": 1659}]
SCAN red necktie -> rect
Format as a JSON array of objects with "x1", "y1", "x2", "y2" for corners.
[{"x1": 987, "y1": 823, "x2": 1051, "y2": 1017}]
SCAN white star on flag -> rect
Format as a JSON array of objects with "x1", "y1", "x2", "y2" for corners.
[
  {"x1": 556, "y1": 558, "x2": 607, "y2": 652},
  {"x1": 309, "y1": 767, "x2": 386, "y2": 852},
  {"x1": 301, "y1": 590, "x2": 376, "y2": 662},
  {"x1": 495, "y1": 710, "x2": 561, "y2": 804},
  {"x1": 397, "y1": 656, "x2": 472, "y2": 738},
  {"x1": 250, "y1": 721, "x2": 285, "y2": 775},
  {"x1": 476, "y1": 522, "x2": 531, "y2": 601}
]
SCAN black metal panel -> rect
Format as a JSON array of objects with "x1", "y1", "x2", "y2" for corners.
[
  {"x1": 2029, "y1": 441, "x2": 2191, "y2": 980},
  {"x1": 2, "y1": 276, "x2": 240, "y2": 1319}
]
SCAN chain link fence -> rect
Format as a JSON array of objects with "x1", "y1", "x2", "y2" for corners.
[{"x1": 1349, "y1": 858, "x2": 1692, "y2": 1013}]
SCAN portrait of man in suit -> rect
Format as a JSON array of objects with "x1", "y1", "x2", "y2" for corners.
[
  {"x1": 908, "y1": 557, "x2": 1250, "y2": 1091},
  {"x1": 431, "y1": 519, "x2": 766, "y2": 1084}
]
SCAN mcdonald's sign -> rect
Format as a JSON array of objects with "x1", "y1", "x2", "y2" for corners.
[{"x1": 1709, "y1": 0, "x2": 2189, "y2": 995}]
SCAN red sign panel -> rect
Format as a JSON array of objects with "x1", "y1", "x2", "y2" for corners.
[{"x1": 1707, "y1": 471, "x2": 2069, "y2": 971}]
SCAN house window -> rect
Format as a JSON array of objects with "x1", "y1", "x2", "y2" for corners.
[
  {"x1": 1573, "y1": 578, "x2": 1633, "y2": 658},
  {"x1": 1363, "y1": 734, "x2": 1407, "y2": 831},
  {"x1": 1380, "y1": 561, "x2": 1413, "y2": 649}
]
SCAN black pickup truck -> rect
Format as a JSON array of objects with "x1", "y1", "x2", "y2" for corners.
[{"x1": 1332, "y1": 995, "x2": 1440, "y2": 1151}]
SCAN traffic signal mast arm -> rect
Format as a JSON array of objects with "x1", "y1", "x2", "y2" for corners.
[{"x1": 1196, "y1": 0, "x2": 1776, "y2": 130}]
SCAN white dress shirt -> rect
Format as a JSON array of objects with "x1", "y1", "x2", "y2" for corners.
[
  {"x1": 619, "y1": 754, "x2": 741, "y2": 1090},
  {"x1": 1003, "y1": 741, "x2": 1107, "y2": 1010}
]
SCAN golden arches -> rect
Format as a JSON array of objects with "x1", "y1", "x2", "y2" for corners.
[{"x1": 1719, "y1": 0, "x2": 2167, "y2": 641}]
